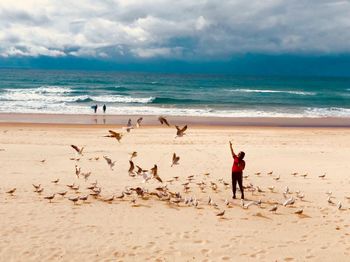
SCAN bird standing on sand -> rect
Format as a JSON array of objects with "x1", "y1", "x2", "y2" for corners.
[
  {"x1": 294, "y1": 208, "x2": 304, "y2": 214},
  {"x1": 124, "y1": 119, "x2": 134, "y2": 132},
  {"x1": 71, "y1": 145, "x2": 84, "y2": 155},
  {"x1": 105, "y1": 130, "x2": 123, "y2": 142},
  {"x1": 69, "y1": 196, "x2": 79, "y2": 205},
  {"x1": 51, "y1": 178, "x2": 59, "y2": 184},
  {"x1": 319, "y1": 173, "x2": 326, "y2": 179},
  {"x1": 172, "y1": 153, "x2": 180, "y2": 167},
  {"x1": 175, "y1": 125, "x2": 187, "y2": 138},
  {"x1": 216, "y1": 210, "x2": 225, "y2": 217},
  {"x1": 75, "y1": 165, "x2": 81, "y2": 178},
  {"x1": 158, "y1": 116, "x2": 170, "y2": 126},
  {"x1": 269, "y1": 205, "x2": 278, "y2": 213},
  {"x1": 57, "y1": 191, "x2": 67, "y2": 197},
  {"x1": 103, "y1": 156, "x2": 116, "y2": 170},
  {"x1": 44, "y1": 194, "x2": 55, "y2": 203}
]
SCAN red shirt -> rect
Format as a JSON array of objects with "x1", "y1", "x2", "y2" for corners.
[{"x1": 232, "y1": 156, "x2": 245, "y2": 172}]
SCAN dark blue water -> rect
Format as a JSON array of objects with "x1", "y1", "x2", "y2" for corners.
[{"x1": 0, "y1": 69, "x2": 349, "y2": 117}]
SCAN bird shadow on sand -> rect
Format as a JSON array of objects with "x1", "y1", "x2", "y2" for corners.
[
  {"x1": 297, "y1": 213, "x2": 311, "y2": 219},
  {"x1": 131, "y1": 204, "x2": 152, "y2": 208},
  {"x1": 253, "y1": 212, "x2": 272, "y2": 220}
]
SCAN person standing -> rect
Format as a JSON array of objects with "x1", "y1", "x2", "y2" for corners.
[
  {"x1": 103, "y1": 104, "x2": 106, "y2": 113},
  {"x1": 229, "y1": 141, "x2": 246, "y2": 199},
  {"x1": 92, "y1": 104, "x2": 98, "y2": 113}
]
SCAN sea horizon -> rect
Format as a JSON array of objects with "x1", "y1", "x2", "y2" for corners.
[{"x1": 0, "y1": 68, "x2": 349, "y2": 118}]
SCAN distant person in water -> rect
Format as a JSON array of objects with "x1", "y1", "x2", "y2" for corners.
[
  {"x1": 229, "y1": 141, "x2": 246, "y2": 199},
  {"x1": 92, "y1": 104, "x2": 98, "y2": 113},
  {"x1": 103, "y1": 104, "x2": 106, "y2": 113}
]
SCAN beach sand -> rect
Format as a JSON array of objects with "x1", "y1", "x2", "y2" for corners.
[{"x1": 1, "y1": 120, "x2": 350, "y2": 261}]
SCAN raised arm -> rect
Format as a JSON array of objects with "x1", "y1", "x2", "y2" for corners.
[{"x1": 229, "y1": 141, "x2": 236, "y2": 158}]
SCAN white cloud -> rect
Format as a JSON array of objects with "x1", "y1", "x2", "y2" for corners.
[{"x1": 1, "y1": 0, "x2": 350, "y2": 59}]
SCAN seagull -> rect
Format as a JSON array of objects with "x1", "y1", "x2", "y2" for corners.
[
  {"x1": 129, "y1": 151, "x2": 137, "y2": 160},
  {"x1": 44, "y1": 194, "x2": 55, "y2": 203},
  {"x1": 150, "y1": 164, "x2": 162, "y2": 183},
  {"x1": 51, "y1": 178, "x2": 59, "y2": 184},
  {"x1": 32, "y1": 184, "x2": 41, "y2": 190},
  {"x1": 241, "y1": 199, "x2": 255, "y2": 209},
  {"x1": 6, "y1": 188, "x2": 16, "y2": 195},
  {"x1": 291, "y1": 172, "x2": 298, "y2": 176},
  {"x1": 142, "y1": 171, "x2": 152, "y2": 183},
  {"x1": 283, "y1": 197, "x2": 295, "y2": 207},
  {"x1": 105, "y1": 130, "x2": 123, "y2": 142},
  {"x1": 254, "y1": 172, "x2": 261, "y2": 176},
  {"x1": 124, "y1": 119, "x2": 134, "y2": 132},
  {"x1": 115, "y1": 192, "x2": 125, "y2": 199},
  {"x1": 136, "y1": 117, "x2": 143, "y2": 128},
  {"x1": 81, "y1": 172, "x2": 91, "y2": 181},
  {"x1": 273, "y1": 175, "x2": 280, "y2": 181},
  {"x1": 75, "y1": 165, "x2": 81, "y2": 178},
  {"x1": 267, "y1": 171, "x2": 273, "y2": 175},
  {"x1": 128, "y1": 160, "x2": 135, "y2": 175},
  {"x1": 301, "y1": 173, "x2": 308, "y2": 179},
  {"x1": 297, "y1": 193, "x2": 305, "y2": 200},
  {"x1": 66, "y1": 183, "x2": 75, "y2": 189},
  {"x1": 283, "y1": 186, "x2": 289, "y2": 194},
  {"x1": 337, "y1": 201, "x2": 342, "y2": 210},
  {"x1": 69, "y1": 196, "x2": 79, "y2": 205},
  {"x1": 71, "y1": 145, "x2": 84, "y2": 155},
  {"x1": 40, "y1": 159, "x2": 46, "y2": 163},
  {"x1": 72, "y1": 185, "x2": 79, "y2": 191},
  {"x1": 216, "y1": 210, "x2": 225, "y2": 217},
  {"x1": 103, "y1": 195, "x2": 114, "y2": 203},
  {"x1": 57, "y1": 191, "x2": 67, "y2": 197},
  {"x1": 35, "y1": 187, "x2": 44, "y2": 194},
  {"x1": 294, "y1": 208, "x2": 303, "y2": 214},
  {"x1": 175, "y1": 125, "x2": 187, "y2": 138},
  {"x1": 103, "y1": 156, "x2": 116, "y2": 170},
  {"x1": 243, "y1": 174, "x2": 249, "y2": 178},
  {"x1": 269, "y1": 205, "x2": 278, "y2": 212},
  {"x1": 268, "y1": 186, "x2": 275, "y2": 192},
  {"x1": 136, "y1": 165, "x2": 146, "y2": 176},
  {"x1": 319, "y1": 173, "x2": 326, "y2": 179},
  {"x1": 328, "y1": 196, "x2": 334, "y2": 204},
  {"x1": 171, "y1": 153, "x2": 180, "y2": 166},
  {"x1": 79, "y1": 195, "x2": 89, "y2": 202},
  {"x1": 158, "y1": 116, "x2": 170, "y2": 126}
]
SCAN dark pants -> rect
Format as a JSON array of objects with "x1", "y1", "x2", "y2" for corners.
[{"x1": 232, "y1": 171, "x2": 244, "y2": 199}]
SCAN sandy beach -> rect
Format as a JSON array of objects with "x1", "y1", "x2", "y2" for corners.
[{"x1": 1, "y1": 117, "x2": 350, "y2": 261}]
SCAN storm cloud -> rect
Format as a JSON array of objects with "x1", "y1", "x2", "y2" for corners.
[{"x1": 1, "y1": 0, "x2": 350, "y2": 59}]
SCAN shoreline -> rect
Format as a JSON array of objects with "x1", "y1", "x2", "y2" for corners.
[{"x1": 0, "y1": 112, "x2": 350, "y2": 127}]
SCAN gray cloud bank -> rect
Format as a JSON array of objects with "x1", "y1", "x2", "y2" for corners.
[{"x1": 1, "y1": 0, "x2": 350, "y2": 60}]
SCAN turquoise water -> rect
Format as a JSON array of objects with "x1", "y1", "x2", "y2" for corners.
[{"x1": 0, "y1": 69, "x2": 349, "y2": 117}]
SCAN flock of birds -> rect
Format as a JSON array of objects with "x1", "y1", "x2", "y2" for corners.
[{"x1": 2, "y1": 116, "x2": 350, "y2": 219}]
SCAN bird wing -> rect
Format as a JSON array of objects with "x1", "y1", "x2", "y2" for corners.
[
  {"x1": 71, "y1": 145, "x2": 80, "y2": 153},
  {"x1": 129, "y1": 161, "x2": 134, "y2": 172},
  {"x1": 108, "y1": 130, "x2": 119, "y2": 137},
  {"x1": 172, "y1": 153, "x2": 176, "y2": 161},
  {"x1": 104, "y1": 156, "x2": 112, "y2": 164},
  {"x1": 180, "y1": 125, "x2": 187, "y2": 132},
  {"x1": 154, "y1": 174, "x2": 163, "y2": 183}
]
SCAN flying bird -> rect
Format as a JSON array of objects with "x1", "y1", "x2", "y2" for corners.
[
  {"x1": 151, "y1": 164, "x2": 163, "y2": 183},
  {"x1": 128, "y1": 160, "x2": 135, "y2": 175},
  {"x1": 171, "y1": 153, "x2": 180, "y2": 166},
  {"x1": 71, "y1": 145, "x2": 84, "y2": 155},
  {"x1": 158, "y1": 116, "x2": 170, "y2": 126},
  {"x1": 136, "y1": 117, "x2": 143, "y2": 128},
  {"x1": 175, "y1": 125, "x2": 187, "y2": 138},
  {"x1": 124, "y1": 119, "x2": 134, "y2": 132},
  {"x1": 129, "y1": 151, "x2": 137, "y2": 160},
  {"x1": 105, "y1": 130, "x2": 123, "y2": 142},
  {"x1": 6, "y1": 188, "x2": 16, "y2": 195},
  {"x1": 103, "y1": 156, "x2": 116, "y2": 170}
]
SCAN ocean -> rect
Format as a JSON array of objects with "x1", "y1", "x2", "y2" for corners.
[{"x1": 0, "y1": 69, "x2": 349, "y2": 118}]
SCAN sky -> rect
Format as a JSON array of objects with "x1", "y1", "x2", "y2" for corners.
[{"x1": 1, "y1": 0, "x2": 350, "y2": 74}]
